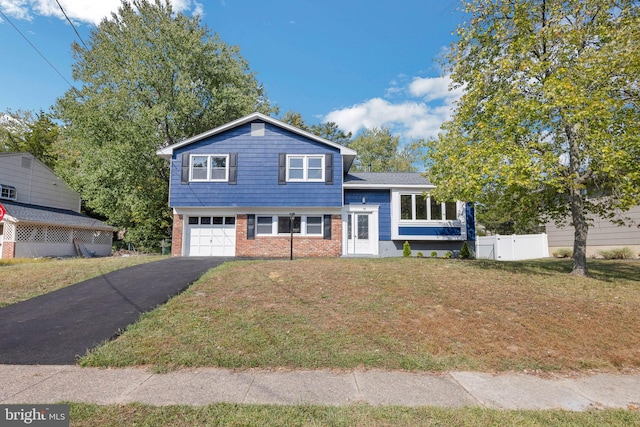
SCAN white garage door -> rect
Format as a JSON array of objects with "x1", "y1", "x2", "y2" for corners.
[{"x1": 187, "y1": 216, "x2": 236, "y2": 256}]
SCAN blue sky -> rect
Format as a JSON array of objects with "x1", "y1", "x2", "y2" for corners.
[{"x1": 0, "y1": 0, "x2": 465, "y2": 141}]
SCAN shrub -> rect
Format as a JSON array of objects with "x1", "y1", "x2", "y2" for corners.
[
  {"x1": 403, "y1": 241, "x2": 412, "y2": 257},
  {"x1": 417, "y1": 252, "x2": 424, "y2": 258},
  {"x1": 599, "y1": 247, "x2": 635, "y2": 260},
  {"x1": 430, "y1": 251, "x2": 438, "y2": 258},
  {"x1": 460, "y1": 241, "x2": 472, "y2": 259},
  {"x1": 553, "y1": 248, "x2": 573, "y2": 258},
  {"x1": 443, "y1": 251, "x2": 453, "y2": 259}
]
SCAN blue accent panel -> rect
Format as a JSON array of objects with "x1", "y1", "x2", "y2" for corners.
[
  {"x1": 466, "y1": 203, "x2": 476, "y2": 241},
  {"x1": 344, "y1": 189, "x2": 391, "y2": 241},
  {"x1": 398, "y1": 227, "x2": 462, "y2": 236},
  {"x1": 170, "y1": 121, "x2": 343, "y2": 207}
]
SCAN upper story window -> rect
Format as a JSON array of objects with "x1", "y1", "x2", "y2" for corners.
[
  {"x1": 190, "y1": 154, "x2": 229, "y2": 182},
  {"x1": 0, "y1": 184, "x2": 17, "y2": 201},
  {"x1": 287, "y1": 155, "x2": 324, "y2": 182},
  {"x1": 400, "y1": 194, "x2": 457, "y2": 221}
]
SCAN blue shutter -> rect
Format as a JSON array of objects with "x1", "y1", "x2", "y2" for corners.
[
  {"x1": 325, "y1": 154, "x2": 333, "y2": 184},
  {"x1": 229, "y1": 153, "x2": 238, "y2": 184},
  {"x1": 181, "y1": 152, "x2": 190, "y2": 184},
  {"x1": 247, "y1": 214, "x2": 255, "y2": 240},
  {"x1": 323, "y1": 214, "x2": 331, "y2": 240},
  {"x1": 278, "y1": 153, "x2": 286, "y2": 184}
]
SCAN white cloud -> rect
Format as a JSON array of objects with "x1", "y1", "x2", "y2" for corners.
[
  {"x1": 0, "y1": 0, "x2": 202, "y2": 25},
  {"x1": 409, "y1": 75, "x2": 463, "y2": 101},
  {"x1": 324, "y1": 75, "x2": 462, "y2": 141}
]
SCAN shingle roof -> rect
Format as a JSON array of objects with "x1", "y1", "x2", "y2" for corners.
[
  {"x1": 0, "y1": 200, "x2": 114, "y2": 231},
  {"x1": 344, "y1": 172, "x2": 433, "y2": 187}
]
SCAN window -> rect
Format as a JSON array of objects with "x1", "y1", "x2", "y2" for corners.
[
  {"x1": 256, "y1": 215, "x2": 323, "y2": 236},
  {"x1": 257, "y1": 216, "x2": 273, "y2": 235},
  {"x1": 188, "y1": 217, "x2": 199, "y2": 225},
  {"x1": 0, "y1": 184, "x2": 17, "y2": 201},
  {"x1": 190, "y1": 155, "x2": 228, "y2": 181},
  {"x1": 399, "y1": 194, "x2": 458, "y2": 221},
  {"x1": 287, "y1": 155, "x2": 324, "y2": 182},
  {"x1": 278, "y1": 216, "x2": 301, "y2": 234},
  {"x1": 306, "y1": 216, "x2": 322, "y2": 235}
]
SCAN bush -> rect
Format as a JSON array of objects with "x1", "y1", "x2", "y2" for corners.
[
  {"x1": 417, "y1": 252, "x2": 424, "y2": 258},
  {"x1": 599, "y1": 247, "x2": 635, "y2": 260},
  {"x1": 403, "y1": 241, "x2": 412, "y2": 257},
  {"x1": 460, "y1": 241, "x2": 472, "y2": 259},
  {"x1": 443, "y1": 251, "x2": 453, "y2": 259},
  {"x1": 553, "y1": 248, "x2": 573, "y2": 258},
  {"x1": 430, "y1": 251, "x2": 438, "y2": 258}
]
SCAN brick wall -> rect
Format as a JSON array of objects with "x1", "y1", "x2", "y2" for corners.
[
  {"x1": 171, "y1": 213, "x2": 183, "y2": 257},
  {"x1": 236, "y1": 214, "x2": 342, "y2": 258}
]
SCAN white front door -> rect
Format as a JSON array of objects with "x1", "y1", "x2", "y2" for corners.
[{"x1": 345, "y1": 207, "x2": 378, "y2": 256}]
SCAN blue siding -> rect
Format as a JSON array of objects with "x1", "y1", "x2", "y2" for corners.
[
  {"x1": 344, "y1": 189, "x2": 391, "y2": 241},
  {"x1": 466, "y1": 203, "x2": 476, "y2": 241},
  {"x1": 398, "y1": 227, "x2": 462, "y2": 236},
  {"x1": 170, "y1": 121, "x2": 342, "y2": 207}
]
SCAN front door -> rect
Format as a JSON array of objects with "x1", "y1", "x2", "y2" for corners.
[{"x1": 346, "y1": 211, "x2": 375, "y2": 255}]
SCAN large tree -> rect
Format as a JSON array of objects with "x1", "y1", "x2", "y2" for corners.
[
  {"x1": 55, "y1": 0, "x2": 274, "y2": 249},
  {"x1": 1, "y1": 110, "x2": 59, "y2": 169},
  {"x1": 349, "y1": 127, "x2": 419, "y2": 172},
  {"x1": 426, "y1": 0, "x2": 640, "y2": 275}
]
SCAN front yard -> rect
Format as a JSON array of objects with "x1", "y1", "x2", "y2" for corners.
[{"x1": 76, "y1": 257, "x2": 640, "y2": 374}]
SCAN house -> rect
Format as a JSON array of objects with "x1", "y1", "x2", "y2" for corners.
[
  {"x1": 546, "y1": 206, "x2": 640, "y2": 258},
  {"x1": 0, "y1": 152, "x2": 114, "y2": 259},
  {"x1": 157, "y1": 113, "x2": 475, "y2": 258}
]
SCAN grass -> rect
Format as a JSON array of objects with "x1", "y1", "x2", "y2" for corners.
[
  {"x1": 80, "y1": 258, "x2": 640, "y2": 374},
  {"x1": 0, "y1": 255, "x2": 166, "y2": 307},
  {"x1": 68, "y1": 403, "x2": 640, "y2": 427}
]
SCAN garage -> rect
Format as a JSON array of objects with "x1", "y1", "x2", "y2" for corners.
[{"x1": 186, "y1": 216, "x2": 236, "y2": 256}]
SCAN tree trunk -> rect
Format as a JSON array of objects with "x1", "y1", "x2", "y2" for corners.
[
  {"x1": 570, "y1": 193, "x2": 589, "y2": 276},
  {"x1": 565, "y1": 120, "x2": 589, "y2": 277}
]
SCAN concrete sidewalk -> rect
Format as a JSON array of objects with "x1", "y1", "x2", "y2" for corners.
[{"x1": 2, "y1": 365, "x2": 640, "y2": 410}]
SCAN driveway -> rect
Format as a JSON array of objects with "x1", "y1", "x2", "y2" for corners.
[{"x1": 0, "y1": 257, "x2": 227, "y2": 365}]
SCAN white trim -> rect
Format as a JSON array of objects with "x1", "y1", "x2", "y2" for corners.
[
  {"x1": 390, "y1": 190, "x2": 466, "y2": 241},
  {"x1": 255, "y1": 214, "x2": 324, "y2": 236},
  {"x1": 342, "y1": 204, "x2": 379, "y2": 256},
  {"x1": 286, "y1": 154, "x2": 324, "y2": 182},
  {"x1": 189, "y1": 154, "x2": 229, "y2": 182},
  {"x1": 157, "y1": 112, "x2": 357, "y2": 159}
]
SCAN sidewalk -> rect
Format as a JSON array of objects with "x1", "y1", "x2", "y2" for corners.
[{"x1": 2, "y1": 365, "x2": 640, "y2": 410}]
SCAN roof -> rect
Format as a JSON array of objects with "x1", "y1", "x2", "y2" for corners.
[
  {"x1": 156, "y1": 112, "x2": 357, "y2": 163},
  {"x1": 0, "y1": 200, "x2": 114, "y2": 231},
  {"x1": 344, "y1": 172, "x2": 434, "y2": 189}
]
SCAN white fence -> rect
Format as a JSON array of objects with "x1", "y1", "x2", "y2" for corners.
[{"x1": 477, "y1": 233, "x2": 549, "y2": 261}]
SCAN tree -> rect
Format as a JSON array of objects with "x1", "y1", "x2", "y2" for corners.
[
  {"x1": 426, "y1": 0, "x2": 640, "y2": 276},
  {"x1": 1, "y1": 110, "x2": 59, "y2": 169},
  {"x1": 348, "y1": 127, "x2": 419, "y2": 172},
  {"x1": 55, "y1": 0, "x2": 274, "y2": 249},
  {"x1": 280, "y1": 111, "x2": 352, "y2": 146}
]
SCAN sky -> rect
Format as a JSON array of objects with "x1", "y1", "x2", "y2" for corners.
[{"x1": 0, "y1": 0, "x2": 466, "y2": 142}]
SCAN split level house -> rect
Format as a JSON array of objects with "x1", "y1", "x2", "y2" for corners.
[
  {"x1": 0, "y1": 152, "x2": 113, "y2": 259},
  {"x1": 157, "y1": 113, "x2": 476, "y2": 258}
]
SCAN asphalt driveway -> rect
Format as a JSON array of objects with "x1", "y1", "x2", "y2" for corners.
[{"x1": 0, "y1": 257, "x2": 227, "y2": 365}]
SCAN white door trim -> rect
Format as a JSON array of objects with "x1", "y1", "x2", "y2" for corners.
[{"x1": 342, "y1": 204, "x2": 379, "y2": 256}]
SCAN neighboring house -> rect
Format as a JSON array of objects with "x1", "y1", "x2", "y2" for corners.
[
  {"x1": 157, "y1": 113, "x2": 475, "y2": 258},
  {"x1": 0, "y1": 152, "x2": 114, "y2": 259},
  {"x1": 546, "y1": 205, "x2": 640, "y2": 258}
]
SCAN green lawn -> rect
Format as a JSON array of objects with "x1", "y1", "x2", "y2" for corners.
[
  {"x1": 6, "y1": 256, "x2": 640, "y2": 426},
  {"x1": 0, "y1": 255, "x2": 166, "y2": 307},
  {"x1": 69, "y1": 403, "x2": 640, "y2": 427},
  {"x1": 80, "y1": 258, "x2": 640, "y2": 374}
]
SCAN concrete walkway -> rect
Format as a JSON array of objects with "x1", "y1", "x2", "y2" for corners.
[{"x1": 2, "y1": 365, "x2": 639, "y2": 410}]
